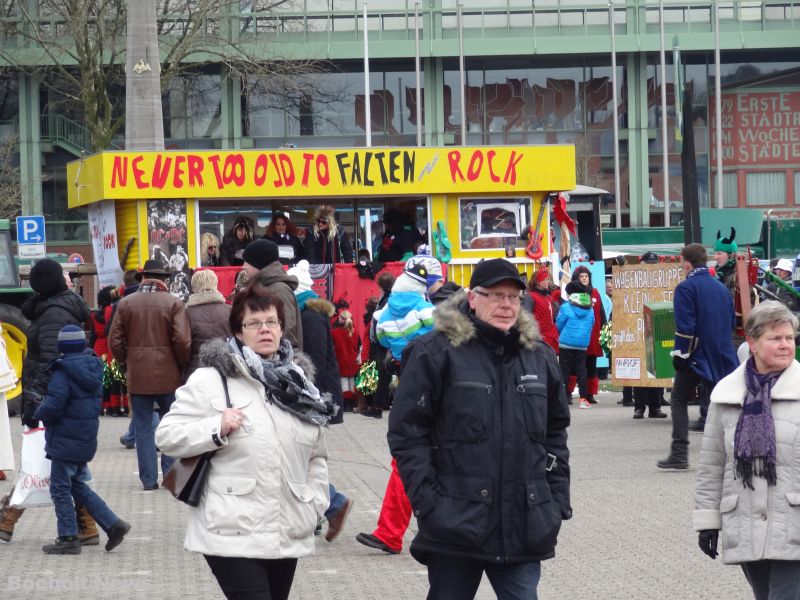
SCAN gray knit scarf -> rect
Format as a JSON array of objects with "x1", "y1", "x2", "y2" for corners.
[
  {"x1": 734, "y1": 357, "x2": 780, "y2": 489},
  {"x1": 227, "y1": 337, "x2": 332, "y2": 426}
]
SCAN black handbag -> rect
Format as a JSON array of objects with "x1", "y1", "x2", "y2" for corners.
[{"x1": 163, "y1": 367, "x2": 231, "y2": 507}]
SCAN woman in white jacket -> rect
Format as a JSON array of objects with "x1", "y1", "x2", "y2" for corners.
[
  {"x1": 694, "y1": 300, "x2": 800, "y2": 598},
  {"x1": 156, "y1": 286, "x2": 332, "y2": 600}
]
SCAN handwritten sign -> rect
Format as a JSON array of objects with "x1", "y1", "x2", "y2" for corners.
[
  {"x1": 89, "y1": 201, "x2": 123, "y2": 288},
  {"x1": 614, "y1": 357, "x2": 641, "y2": 380},
  {"x1": 710, "y1": 91, "x2": 800, "y2": 167},
  {"x1": 67, "y1": 146, "x2": 576, "y2": 207},
  {"x1": 610, "y1": 263, "x2": 683, "y2": 387}
]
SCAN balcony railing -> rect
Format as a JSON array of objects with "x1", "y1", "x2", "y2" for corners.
[{"x1": 0, "y1": 1, "x2": 797, "y2": 53}]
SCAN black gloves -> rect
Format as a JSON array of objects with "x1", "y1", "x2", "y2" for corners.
[
  {"x1": 672, "y1": 355, "x2": 689, "y2": 372},
  {"x1": 21, "y1": 405, "x2": 39, "y2": 429},
  {"x1": 698, "y1": 530, "x2": 719, "y2": 559}
]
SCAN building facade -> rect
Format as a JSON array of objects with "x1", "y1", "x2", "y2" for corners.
[{"x1": 1, "y1": 0, "x2": 799, "y2": 247}]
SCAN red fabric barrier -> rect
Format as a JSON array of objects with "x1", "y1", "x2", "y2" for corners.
[
  {"x1": 202, "y1": 262, "x2": 446, "y2": 343},
  {"x1": 199, "y1": 266, "x2": 242, "y2": 300}
]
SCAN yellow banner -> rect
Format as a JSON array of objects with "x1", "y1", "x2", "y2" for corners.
[{"x1": 68, "y1": 146, "x2": 575, "y2": 207}]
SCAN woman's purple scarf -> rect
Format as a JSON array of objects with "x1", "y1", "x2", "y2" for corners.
[{"x1": 734, "y1": 357, "x2": 780, "y2": 489}]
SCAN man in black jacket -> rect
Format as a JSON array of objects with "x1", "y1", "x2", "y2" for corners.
[{"x1": 388, "y1": 258, "x2": 571, "y2": 600}]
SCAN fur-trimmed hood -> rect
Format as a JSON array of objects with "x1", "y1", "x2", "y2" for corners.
[
  {"x1": 433, "y1": 289, "x2": 540, "y2": 349},
  {"x1": 187, "y1": 290, "x2": 227, "y2": 307},
  {"x1": 304, "y1": 297, "x2": 335, "y2": 318},
  {"x1": 199, "y1": 337, "x2": 317, "y2": 383}
]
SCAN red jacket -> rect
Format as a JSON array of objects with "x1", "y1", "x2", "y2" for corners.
[
  {"x1": 528, "y1": 289, "x2": 559, "y2": 354},
  {"x1": 331, "y1": 325, "x2": 361, "y2": 377},
  {"x1": 587, "y1": 288, "x2": 606, "y2": 357}
]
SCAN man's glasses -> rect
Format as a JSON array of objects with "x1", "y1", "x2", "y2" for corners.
[
  {"x1": 207, "y1": 246, "x2": 216, "y2": 250},
  {"x1": 317, "y1": 219, "x2": 329, "y2": 225},
  {"x1": 472, "y1": 289, "x2": 523, "y2": 305},
  {"x1": 242, "y1": 319, "x2": 282, "y2": 331}
]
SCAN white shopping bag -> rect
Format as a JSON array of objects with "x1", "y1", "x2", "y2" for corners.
[{"x1": 9, "y1": 427, "x2": 52, "y2": 508}]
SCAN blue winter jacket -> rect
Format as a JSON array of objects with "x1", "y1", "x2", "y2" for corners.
[
  {"x1": 34, "y1": 349, "x2": 104, "y2": 463},
  {"x1": 556, "y1": 298, "x2": 595, "y2": 350},
  {"x1": 672, "y1": 267, "x2": 738, "y2": 384},
  {"x1": 375, "y1": 291, "x2": 435, "y2": 361}
]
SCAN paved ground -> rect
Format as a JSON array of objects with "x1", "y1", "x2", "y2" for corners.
[{"x1": 1, "y1": 391, "x2": 753, "y2": 600}]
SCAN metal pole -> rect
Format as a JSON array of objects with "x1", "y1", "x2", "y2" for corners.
[
  {"x1": 363, "y1": 2, "x2": 372, "y2": 147},
  {"x1": 609, "y1": 1, "x2": 622, "y2": 228},
  {"x1": 457, "y1": 4, "x2": 466, "y2": 145},
  {"x1": 659, "y1": 0, "x2": 670, "y2": 225},
  {"x1": 714, "y1": 0, "x2": 723, "y2": 208},
  {"x1": 365, "y1": 208, "x2": 373, "y2": 258},
  {"x1": 415, "y1": 2, "x2": 422, "y2": 147}
]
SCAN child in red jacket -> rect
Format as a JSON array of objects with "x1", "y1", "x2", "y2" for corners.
[{"x1": 331, "y1": 310, "x2": 362, "y2": 411}]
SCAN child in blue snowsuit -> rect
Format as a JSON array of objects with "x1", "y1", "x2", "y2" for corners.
[
  {"x1": 556, "y1": 282, "x2": 595, "y2": 407},
  {"x1": 34, "y1": 325, "x2": 131, "y2": 555}
]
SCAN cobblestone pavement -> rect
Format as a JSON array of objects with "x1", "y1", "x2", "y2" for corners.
[{"x1": 1, "y1": 392, "x2": 753, "y2": 600}]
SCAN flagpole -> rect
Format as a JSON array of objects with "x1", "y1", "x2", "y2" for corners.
[
  {"x1": 714, "y1": 0, "x2": 723, "y2": 208},
  {"x1": 458, "y1": 4, "x2": 466, "y2": 146},
  {"x1": 414, "y1": 1, "x2": 422, "y2": 147},
  {"x1": 363, "y1": 2, "x2": 372, "y2": 148},
  {"x1": 659, "y1": 0, "x2": 670, "y2": 225},
  {"x1": 609, "y1": 1, "x2": 622, "y2": 228}
]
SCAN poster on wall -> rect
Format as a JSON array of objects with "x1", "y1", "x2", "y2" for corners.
[
  {"x1": 610, "y1": 263, "x2": 683, "y2": 387},
  {"x1": 460, "y1": 198, "x2": 529, "y2": 250},
  {"x1": 89, "y1": 200, "x2": 123, "y2": 288},
  {"x1": 147, "y1": 199, "x2": 191, "y2": 301}
]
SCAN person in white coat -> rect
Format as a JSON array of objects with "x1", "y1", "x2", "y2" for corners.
[
  {"x1": 156, "y1": 285, "x2": 332, "y2": 600},
  {"x1": 694, "y1": 300, "x2": 800, "y2": 599}
]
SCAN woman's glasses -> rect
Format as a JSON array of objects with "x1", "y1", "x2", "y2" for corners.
[{"x1": 242, "y1": 319, "x2": 281, "y2": 331}]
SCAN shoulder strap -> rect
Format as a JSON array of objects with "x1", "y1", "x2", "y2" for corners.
[{"x1": 213, "y1": 366, "x2": 232, "y2": 408}]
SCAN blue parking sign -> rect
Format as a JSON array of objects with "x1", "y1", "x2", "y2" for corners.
[{"x1": 16, "y1": 215, "x2": 46, "y2": 245}]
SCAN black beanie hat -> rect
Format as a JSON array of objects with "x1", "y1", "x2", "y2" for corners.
[
  {"x1": 242, "y1": 239, "x2": 279, "y2": 271},
  {"x1": 29, "y1": 258, "x2": 68, "y2": 297}
]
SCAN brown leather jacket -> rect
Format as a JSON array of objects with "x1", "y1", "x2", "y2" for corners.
[{"x1": 108, "y1": 279, "x2": 192, "y2": 395}]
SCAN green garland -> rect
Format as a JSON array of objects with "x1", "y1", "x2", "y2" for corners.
[
  {"x1": 599, "y1": 321, "x2": 613, "y2": 355},
  {"x1": 102, "y1": 356, "x2": 127, "y2": 388},
  {"x1": 355, "y1": 360, "x2": 378, "y2": 395}
]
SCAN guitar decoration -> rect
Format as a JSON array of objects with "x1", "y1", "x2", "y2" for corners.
[
  {"x1": 433, "y1": 220, "x2": 452, "y2": 264},
  {"x1": 553, "y1": 192, "x2": 577, "y2": 287},
  {"x1": 525, "y1": 198, "x2": 548, "y2": 260},
  {"x1": 120, "y1": 237, "x2": 135, "y2": 270}
]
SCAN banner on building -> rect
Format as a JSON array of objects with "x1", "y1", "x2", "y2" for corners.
[
  {"x1": 89, "y1": 200, "x2": 124, "y2": 288},
  {"x1": 67, "y1": 146, "x2": 576, "y2": 207}
]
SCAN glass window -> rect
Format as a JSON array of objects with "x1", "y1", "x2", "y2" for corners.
[
  {"x1": 163, "y1": 72, "x2": 222, "y2": 143},
  {"x1": 0, "y1": 231, "x2": 17, "y2": 287},
  {"x1": 723, "y1": 173, "x2": 738, "y2": 207},
  {"x1": 746, "y1": 172, "x2": 786, "y2": 206},
  {"x1": 244, "y1": 62, "x2": 421, "y2": 147}
]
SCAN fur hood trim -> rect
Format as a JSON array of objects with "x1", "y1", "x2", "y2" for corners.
[
  {"x1": 433, "y1": 289, "x2": 541, "y2": 349},
  {"x1": 199, "y1": 338, "x2": 317, "y2": 383},
  {"x1": 187, "y1": 290, "x2": 227, "y2": 306},
  {"x1": 305, "y1": 297, "x2": 336, "y2": 318}
]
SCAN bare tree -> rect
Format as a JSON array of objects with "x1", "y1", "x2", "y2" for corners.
[
  {"x1": 0, "y1": 0, "x2": 337, "y2": 151},
  {"x1": 0, "y1": 134, "x2": 23, "y2": 220}
]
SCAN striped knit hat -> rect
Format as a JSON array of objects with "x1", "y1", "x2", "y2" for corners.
[{"x1": 58, "y1": 324, "x2": 86, "y2": 354}]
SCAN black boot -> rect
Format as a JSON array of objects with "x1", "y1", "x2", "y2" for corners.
[
  {"x1": 360, "y1": 407, "x2": 383, "y2": 419},
  {"x1": 656, "y1": 456, "x2": 689, "y2": 469},
  {"x1": 105, "y1": 519, "x2": 131, "y2": 551},
  {"x1": 632, "y1": 409, "x2": 645, "y2": 420},
  {"x1": 43, "y1": 536, "x2": 81, "y2": 555}
]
